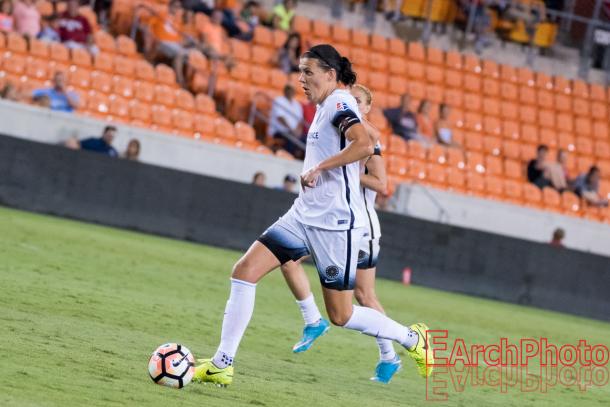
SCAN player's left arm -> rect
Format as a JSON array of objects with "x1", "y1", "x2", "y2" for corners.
[{"x1": 360, "y1": 153, "x2": 388, "y2": 195}]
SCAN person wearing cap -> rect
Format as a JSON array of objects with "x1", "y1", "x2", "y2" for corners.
[{"x1": 267, "y1": 83, "x2": 304, "y2": 158}]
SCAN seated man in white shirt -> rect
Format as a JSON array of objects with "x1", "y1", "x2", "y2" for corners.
[{"x1": 267, "y1": 84, "x2": 304, "y2": 158}]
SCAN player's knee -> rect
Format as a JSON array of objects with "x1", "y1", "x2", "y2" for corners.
[
  {"x1": 354, "y1": 288, "x2": 377, "y2": 308},
  {"x1": 327, "y1": 308, "x2": 352, "y2": 327},
  {"x1": 231, "y1": 257, "x2": 255, "y2": 280}
]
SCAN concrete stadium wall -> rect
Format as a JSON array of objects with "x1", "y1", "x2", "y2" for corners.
[{"x1": 1, "y1": 135, "x2": 608, "y2": 322}]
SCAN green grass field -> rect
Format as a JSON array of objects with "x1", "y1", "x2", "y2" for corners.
[{"x1": 1, "y1": 205, "x2": 609, "y2": 407}]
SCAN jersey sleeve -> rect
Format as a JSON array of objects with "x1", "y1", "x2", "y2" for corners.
[{"x1": 327, "y1": 93, "x2": 361, "y2": 136}]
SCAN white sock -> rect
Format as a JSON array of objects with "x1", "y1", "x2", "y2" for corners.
[
  {"x1": 296, "y1": 294, "x2": 322, "y2": 325},
  {"x1": 212, "y1": 278, "x2": 256, "y2": 368},
  {"x1": 376, "y1": 338, "x2": 397, "y2": 361},
  {"x1": 343, "y1": 305, "x2": 418, "y2": 349}
]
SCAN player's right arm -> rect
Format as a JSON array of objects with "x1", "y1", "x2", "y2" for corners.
[
  {"x1": 360, "y1": 154, "x2": 387, "y2": 195},
  {"x1": 301, "y1": 123, "x2": 373, "y2": 188}
]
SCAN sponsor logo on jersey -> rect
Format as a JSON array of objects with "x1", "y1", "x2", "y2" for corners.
[{"x1": 336, "y1": 102, "x2": 349, "y2": 111}]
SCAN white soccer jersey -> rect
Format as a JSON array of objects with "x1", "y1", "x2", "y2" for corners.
[
  {"x1": 361, "y1": 143, "x2": 382, "y2": 240},
  {"x1": 291, "y1": 89, "x2": 366, "y2": 231}
]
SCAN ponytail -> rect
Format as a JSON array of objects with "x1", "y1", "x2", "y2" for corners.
[{"x1": 303, "y1": 44, "x2": 357, "y2": 86}]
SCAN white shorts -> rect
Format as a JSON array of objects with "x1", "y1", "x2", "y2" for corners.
[
  {"x1": 357, "y1": 237, "x2": 380, "y2": 269},
  {"x1": 258, "y1": 209, "x2": 365, "y2": 291}
]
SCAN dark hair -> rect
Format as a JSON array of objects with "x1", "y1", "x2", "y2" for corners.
[
  {"x1": 103, "y1": 125, "x2": 117, "y2": 133},
  {"x1": 302, "y1": 44, "x2": 356, "y2": 86},
  {"x1": 283, "y1": 32, "x2": 301, "y2": 55},
  {"x1": 417, "y1": 99, "x2": 430, "y2": 114},
  {"x1": 537, "y1": 144, "x2": 548, "y2": 153}
]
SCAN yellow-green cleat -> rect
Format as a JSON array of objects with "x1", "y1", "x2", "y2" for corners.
[
  {"x1": 406, "y1": 323, "x2": 434, "y2": 378},
  {"x1": 193, "y1": 359, "x2": 234, "y2": 387}
]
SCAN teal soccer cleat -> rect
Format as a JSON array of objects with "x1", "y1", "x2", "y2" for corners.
[
  {"x1": 292, "y1": 318, "x2": 330, "y2": 353},
  {"x1": 370, "y1": 355, "x2": 402, "y2": 384}
]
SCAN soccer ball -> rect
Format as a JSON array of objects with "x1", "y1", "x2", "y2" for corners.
[{"x1": 148, "y1": 343, "x2": 195, "y2": 388}]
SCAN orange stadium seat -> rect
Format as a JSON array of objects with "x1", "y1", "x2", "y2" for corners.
[
  {"x1": 150, "y1": 105, "x2": 173, "y2": 133},
  {"x1": 503, "y1": 179, "x2": 523, "y2": 203},
  {"x1": 482, "y1": 59, "x2": 499, "y2": 78},
  {"x1": 521, "y1": 123, "x2": 539, "y2": 145},
  {"x1": 539, "y1": 128, "x2": 558, "y2": 149},
  {"x1": 485, "y1": 155, "x2": 503, "y2": 176},
  {"x1": 555, "y1": 94, "x2": 571, "y2": 112},
  {"x1": 485, "y1": 176, "x2": 504, "y2": 199},
  {"x1": 351, "y1": 29, "x2": 370, "y2": 48},
  {"x1": 134, "y1": 80, "x2": 155, "y2": 103},
  {"x1": 93, "y1": 52, "x2": 113, "y2": 73},
  {"x1": 466, "y1": 173, "x2": 485, "y2": 196},
  {"x1": 409, "y1": 42, "x2": 426, "y2": 62},
  {"x1": 370, "y1": 34, "x2": 388, "y2": 53},
  {"x1": 554, "y1": 76, "x2": 571, "y2": 95},
  {"x1": 114, "y1": 56, "x2": 135, "y2": 77},
  {"x1": 523, "y1": 183, "x2": 542, "y2": 207},
  {"x1": 500, "y1": 64, "x2": 518, "y2": 83},
  {"x1": 68, "y1": 67, "x2": 90, "y2": 89},
  {"x1": 590, "y1": 83, "x2": 607, "y2": 102},
  {"x1": 483, "y1": 135, "x2": 502, "y2": 155},
  {"x1": 502, "y1": 140, "x2": 521, "y2": 160},
  {"x1": 312, "y1": 20, "x2": 331, "y2": 41},
  {"x1": 572, "y1": 79, "x2": 589, "y2": 99},
  {"x1": 253, "y1": 26, "x2": 273, "y2": 47},
  {"x1": 251, "y1": 45, "x2": 274, "y2": 67},
  {"x1": 562, "y1": 191, "x2": 581, "y2": 215},
  {"x1": 447, "y1": 169, "x2": 466, "y2": 192},
  {"x1": 71, "y1": 47, "x2": 92, "y2": 68},
  {"x1": 591, "y1": 102, "x2": 607, "y2": 120},
  {"x1": 445, "y1": 50, "x2": 462, "y2": 70},
  {"x1": 273, "y1": 29, "x2": 288, "y2": 48},
  {"x1": 116, "y1": 35, "x2": 137, "y2": 58},
  {"x1": 593, "y1": 121, "x2": 609, "y2": 140},
  {"x1": 482, "y1": 78, "x2": 499, "y2": 98},
  {"x1": 502, "y1": 120, "x2": 520, "y2": 140},
  {"x1": 426, "y1": 65, "x2": 444, "y2": 84},
  {"x1": 155, "y1": 84, "x2": 176, "y2": 107},
  {"x1": 595, "y1": 141, "x2": 610, "y2": 159},
  {"x1": 500, "y1": 82, "x2": 518, "y2": 101},
  {"x1": 482, "y1": 97, "x2": 500, "y2": 117},
  {"x1": 331, "y1": 25, "x2": 350, "y2": 44},
  {"x1": 172, "y1": 109, "x2": 195, "y2": 136},
  {"x1": 542, "y1": 187, "x2": 561, "y2": 211},
  {"x1": 537, "y1": 90, "x2": 553, "y2": 109},
  {"x1": 135, "y1": 60, "x2": 156, "y2": 82},
  {"x1": 94, "y1": 30, "x2": 116, "y2": 54},
  {"x1": 370, "y1": 52, "x2": 388, "y2": 72},
  {"x1": 112, "y1": 76, "x2": 133, "y2": 98},
  {"x1": 108, "y1": 95, "x2": 130, "y2": 122},
  {"x1": 573, "y1": 98, "x2": 590, "y2": 117},
  {"x1": 388, "y1": 38, "x2": 406, "y2": 56},
  {"x1": 90, "y1": 71, "x2": 112, "y2": 93},
  {"x1": 427, "y1": 47, "x2": 444, "y2": 66},
  {"x1": 129, "y1": 99, "x2": 151, "y2": 125}
]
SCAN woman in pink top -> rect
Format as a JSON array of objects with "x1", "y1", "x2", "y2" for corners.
[
  {"x1": 13, "y1": 0, "x2": 40, "y2": 37},
  {"x1": 0, "y1": 0, "x2": 14, "y2": 32}
]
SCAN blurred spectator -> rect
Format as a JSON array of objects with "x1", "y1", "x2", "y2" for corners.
[
  {"x1": 301, "y1": 99, "x2": 316, "y2": 136},
  {"x1": 38, "y1": 14, "x2": 60, "y2": 42},
  {"x1": 435, "y1": 103, "x2": 458, "y2": 147},
  {"x1": 57, "y1": 0, "x2": 98, "y2": 54},
  {"x1": 527, "y1": 144, "x2": 552, "y2": 189},
  {"x1": 221, "y1": 0, "x2": 261, "y2": 41},
  {"x1": 549, "y1": 228, "x2": 565, "y2": 248},
  {"x1": 80, "y1": 125, "x2": 119, "y2": 157},
  {"x1": 271, "y1": 0, "x2": 296, "y2": 31},
  {"x1": 573, "y1": 166, "x2": 609, "y2": 207},
  {"x1": 64, "y1": 137, "x2": 80, "y2": 150},
  {"x1": 0, "y1": 0, "x2": 14, "y2": 32},
  {"x1": 123, "y1": 139, "x2": 141, "y2": 161},
  {"x1": 268, "y1": 83, "x2": 303, "y2": 157},
  {"x1": 273, "y1": 32, "x2": 301, "y2": 74},
  {"x1": 277, "y1": 174, "x2": 297, "y2": 193},
  {"x1": 458, "y1": 0, "x2": 492, "y2": 54},
  {"x1": 545, "y1": 149, "x2": 571, "y2": 192},
  {"x1": 181, "y1": 0, "x2": 213, "y2": 15},
  {"x1": 415, "y1": 99, "x2": 434, "y2": 146},
  {"x1": 32, "y1": 71, "x2": 79, "y2": 112},
  {"x1": 13, "y1": 0, "x2": 40, "y2": 37},
  {"x1": 146, "y1": 0, "x2": 192, "y2": 85},
  {"x1": 383, "y1": 94, "x2": 418, "y2": 141},
  {"x1": 93, "y1": 0, "x2": 112, "y2": 28},
  {"x1": 200, "y1": 9, "x2": 235, "y2": 68},
  {"x1": 252, "y1": 171, "x2": 266, "y2": 186},
  {"x1": 0, "y1": 83, "x2": 21, "y2": 101}
]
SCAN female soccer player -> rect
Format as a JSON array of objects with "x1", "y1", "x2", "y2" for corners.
[
  {"x1": 193, "y1": 45, "x2": 432, "y2": 386},
  {"x1": 280, "y1": 85, "x2": 404, "y2": 384}
]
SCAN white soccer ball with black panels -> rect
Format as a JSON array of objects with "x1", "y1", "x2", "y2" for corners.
[{"x1": 148, "y1": 343, "x2": 195, "y2": 388}]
